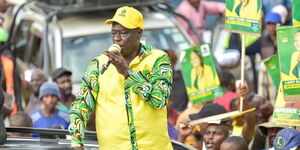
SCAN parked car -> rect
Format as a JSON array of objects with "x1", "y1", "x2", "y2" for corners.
[
  {"x1": 7, "y1": 0, "x2": 192, "y2": 103},
  {"x1": 3, "y1": 127, "x2": 196, "y2": 150}
]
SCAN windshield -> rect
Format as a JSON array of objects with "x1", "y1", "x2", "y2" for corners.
[{"x1": 62, "y1": 27, "x2": 191, "y2": 83}]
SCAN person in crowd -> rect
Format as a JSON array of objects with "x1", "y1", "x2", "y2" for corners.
[
  {"x1": 25, "y1": 68, "x2": 47, "y2": 113},
  {"x1": 261, "y1": 11, "x2": 285, "y2": 58},
  {"x1": 181, "y1": 83, "x2": 255, "y2": 149},
  {"x1": 270, "y1": 128, "x2": 300, "y2": 150},
  {"x1": 203, "y1": 84, "x2": 255, "y2": 150},
  {"x1": 52, "y1": 67, "x2": 75, "y2": 109},
  {"x1": 248, "y1": 94, "x2": 274, "y2": 150},
  {"x1": 203, "y1": 120, "x2": 231, "y2": 150},
  {"x1": 248, "y1": 94, "x2": 274, "y2": 125},
  {"x1": 69, "y1": 6, "x2": 173, "y2": 149},
  {"x1": 220, "y1": 136, "x2": 249, "y2": 150},
  {"x1": 8, "y1": 111, "x2": 33, "y2": 137},
  {"x1": 213, "y1": 70, "x2": 237, "y2": 112},
  {"x1": 177, "y1": 103, "x2": 227, "y2": 149},
  {"x1": 164, "y1": 49, "x2": 189, "y2": 112},
  {"x1": 252, "y1": 121, "x2": 286, "y2": 149},
  {"x1": 0, "y1": 27, "x2": 17, "y2": 114},
  {"x1": 262, "y1": 0, "x2": 290, "y2": 24},
  {"x1": 30, "y1": 82, "x2": 69, "y2": 132},
  {"x1": 188, "y1": 103, "x2": 227, "y2": 135},
  {"x1": 258, "y1": 8, "x2": 287, "y2": 104},
  {"x1": 184, "y1": 128, "x2": 203, "y2": 150},
  {"x1": 176, "y1": 0, "x2": 225, "y2": 44}
]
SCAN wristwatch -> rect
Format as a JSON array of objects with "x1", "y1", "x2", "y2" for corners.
[{"x1": 125, "y1": 69, "x2": 134, "y2": 79}]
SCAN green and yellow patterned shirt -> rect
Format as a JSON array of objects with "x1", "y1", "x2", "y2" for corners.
[{"x1": 69, "y1": 45, "x2": 173, "y2": 150}]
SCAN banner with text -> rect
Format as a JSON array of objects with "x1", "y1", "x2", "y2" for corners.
[
  {"x1": 272, "y1": 83, "x2": 300, "y2": 126},
  {"x1": 225, "y1": 0, "x2": 262, "y2": 35},
  {"x1": 277, "y1": 26, "x2": 300, "y2": 102}
]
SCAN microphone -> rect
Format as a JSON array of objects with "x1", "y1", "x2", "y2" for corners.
[{"x1": 100, "y1": 44, "x2": 121, "y2": 74}]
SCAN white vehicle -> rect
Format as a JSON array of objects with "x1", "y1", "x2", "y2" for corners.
[{"x1": 8, "y1": 0, "x2": 193, "y2": 97}]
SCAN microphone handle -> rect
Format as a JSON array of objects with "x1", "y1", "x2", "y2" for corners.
[{"x1": 100, "y1": 60, "x2": 111, "y2": 74}]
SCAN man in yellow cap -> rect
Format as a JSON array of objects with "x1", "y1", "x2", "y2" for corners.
[{"x1": 69, "y1": 6, "x2": 173, "y2": 150}]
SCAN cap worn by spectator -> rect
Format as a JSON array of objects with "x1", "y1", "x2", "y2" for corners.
[
  {"x1": 39, "y1": 82, "x2": 61, "y2": 100},
  {"x1": 52, "y1": 67, "x2": 72, "y2": 81},
  {"x1": 265, "y1": 12, "x2": 282, "y2": 24},
  {"x1": 105, "y1": 6, "x2": 144, "y2": 30},
  {"x1": 189, "y1": 103, "x2": 227, "y2": 121},
  {"x1": 271, "y1": 5, "x2": 288, "y2": 24},
  {"x1": 258, "y1": 122, "x2": 286, "y2": 136},
  {"x1": 270, "y1": 128, "x2": 300, "y2": 150}
]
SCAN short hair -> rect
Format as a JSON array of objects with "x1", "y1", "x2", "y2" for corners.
[
  {"x1": 9, "y1": 111, "x2": 33, "y2": 127},
  {"x1": 222, "y1": 136, "x2": 248, "y2": 150},
  {"x1": 31, "y1": 68, "x2": 48, "y2": 80},
  {"x1": 219, "y1": 71, "x2": 235, "y2": 88}
]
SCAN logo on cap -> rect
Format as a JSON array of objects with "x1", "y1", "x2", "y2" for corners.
[
  {"x1": 275, "y1": 136, "x2": 285, "y2": 148},
  {"x1": 119, "y1": 9, "x2": 126, "y2": 17}
]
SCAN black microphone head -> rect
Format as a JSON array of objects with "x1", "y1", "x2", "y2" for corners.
[{"x1": 108, "y1": 44, "x2": 121, "y2": 52}]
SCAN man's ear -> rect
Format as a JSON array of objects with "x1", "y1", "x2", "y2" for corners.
[{"x1": 137, "y1": 29, "x2": 143, "y2": 39}]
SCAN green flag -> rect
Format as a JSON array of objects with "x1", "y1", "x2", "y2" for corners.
[
  {"x1": 264, "y1": 55, "x2": 280, "y2": 89},
  {"x1": 180, "y1": 44, "x2": 223, "y2": 104}
]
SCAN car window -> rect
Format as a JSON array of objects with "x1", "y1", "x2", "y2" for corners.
[
  {"x1": 62, "y1": 27, "x2": 190, "y2": 83},
  {"x1": 62, "y1": 33, "x2": 112, "y2": 83}
]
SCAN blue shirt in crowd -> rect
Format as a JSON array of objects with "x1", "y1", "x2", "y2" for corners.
[{"x1": 30, "y1": 109, "x2": 69, "y2": 136}]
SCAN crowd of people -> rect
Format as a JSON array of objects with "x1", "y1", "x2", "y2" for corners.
[{"x1": 0, "y1": 0, "x2": 299, "y2": 150}]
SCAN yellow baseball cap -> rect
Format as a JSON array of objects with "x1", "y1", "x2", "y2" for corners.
[{"x1": 105, "y1": 6, "x2": 144, "y2": 30}]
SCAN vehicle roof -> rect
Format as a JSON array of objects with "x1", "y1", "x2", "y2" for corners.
[{"x1": 58, "y1": 10, "x2": 175, "y2": 38}]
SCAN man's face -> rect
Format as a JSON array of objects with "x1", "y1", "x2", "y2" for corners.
[
  {"x1": 111, "y1": 23, "x2": 142, "y2": 57},
  {"x1": 30, "y1": 73, "x2": 46, "y2": 95},
  {"x1": 55, "y1": 74, "x2": 72, "y2": 96},
  {"x1": 42, "y1": 94, "x2": 58, "y2": 111},
  {"x1": 187, "y1": 0, "x2": 200, "y2": 9},
  {"x1": 204, "y1": 124, "x2": 228, "y2": 150},
  {"x1": 267, "y1": 24, "x2": 277, "y2": 42},
  {"x1": 294, "y1": 32, "x2": 300, "y2": 51},
  {"x1": 267, "y1": 127, "x2": 282, "y2": 147}
]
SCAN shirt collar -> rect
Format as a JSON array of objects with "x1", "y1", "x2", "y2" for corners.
[{"x1": 139, "y1": 44, "x2": 153, "y2": 58}]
